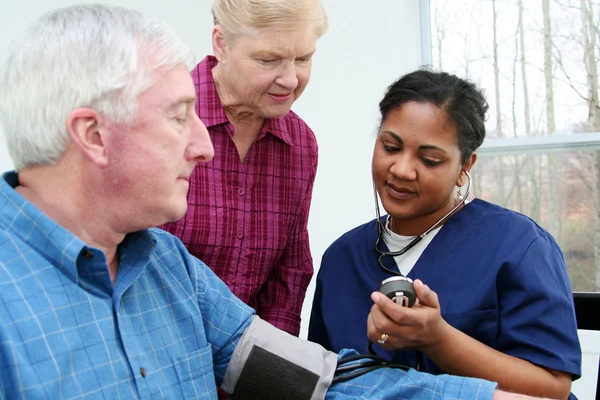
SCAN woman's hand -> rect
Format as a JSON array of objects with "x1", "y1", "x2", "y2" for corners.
[
  {"x1": 367, "y1": 279, "x2": 450, "y2": 351},
  {"x1": 368, "y1": 279, "x2": 573, "y2": 399}
]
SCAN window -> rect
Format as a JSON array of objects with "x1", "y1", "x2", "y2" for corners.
[{"x1": 429, "y1": 0, "x2": 600, "y2": 292}]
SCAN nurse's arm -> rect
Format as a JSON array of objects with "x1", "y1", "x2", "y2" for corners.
[
  {"x1": 425, "y1": 320, "x2": 572, "y2": 400},
  {"x1": 369, "y1": 282, "x2": 572, "y2": 400}
]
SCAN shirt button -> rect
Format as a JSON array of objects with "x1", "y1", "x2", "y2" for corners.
[
  {"x1": 236, "y1": 232, "x2": 244, "y2": 239},
  {"x1": 238, "y1": 188, "x2": 245, "y2": 196},
  {"x1": 140, "y1": 367, "x2": 147, "y2": 378},
  {"x1": 82, "y1": 250, "x2": 93, "y2": 259}
]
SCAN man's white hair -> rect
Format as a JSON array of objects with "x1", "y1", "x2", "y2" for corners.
[{"x1": 0, "y1": 4, "x2": 195, "y2": 170}]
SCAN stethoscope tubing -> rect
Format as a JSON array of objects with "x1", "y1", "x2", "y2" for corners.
[{"x1": 373, "y1": 170, "x2": 472, "y2": 276}]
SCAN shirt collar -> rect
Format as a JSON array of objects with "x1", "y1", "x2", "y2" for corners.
[
  {"x1": 0, "y1": 171, "x2": 157, "y2": 285},
  {"x1": 193, "y1": 55, "x2": 295, "y2": 147}
]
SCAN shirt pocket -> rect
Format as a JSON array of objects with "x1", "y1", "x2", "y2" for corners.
[
  {"x1": 443, "y1": 309, "x2": 499, "y2": 349},
  {"x1": 173, "y1": 344, "x2": 218, "y2": 400}
]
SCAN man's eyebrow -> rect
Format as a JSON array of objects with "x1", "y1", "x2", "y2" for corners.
[
  {"x1": 178, "y1": 96, "x2": 196, "y2": 104},
  {"x1": 167, "y1": 97, "x2": 196, "y2": 110}
]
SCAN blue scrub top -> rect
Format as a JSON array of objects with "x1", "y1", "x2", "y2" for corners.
[{"x1": 309, "y1": 199, "x2": 581, "y2": 397}]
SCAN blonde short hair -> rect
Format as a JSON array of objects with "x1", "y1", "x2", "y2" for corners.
[{"x1": 212, "y1": 0, "x2": 328, "y2": 39}]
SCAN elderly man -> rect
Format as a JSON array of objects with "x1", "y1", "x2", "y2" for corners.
[{"x1": 0, "y1": 4, "x2": 553, "y2": 400}]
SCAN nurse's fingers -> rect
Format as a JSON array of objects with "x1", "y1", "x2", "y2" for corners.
[
  {"x1": 367, "y1": 307, "x2": 401, "y2": 349},
  {"x1": 370, "y1": 292, "x2": 413, "y2": 326},
  {"x1": 413, "y1": 279, "x2": 440, "y2": 310}
]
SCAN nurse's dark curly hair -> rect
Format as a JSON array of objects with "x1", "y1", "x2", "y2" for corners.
[{"x1": 379, "y1": 68, "x2": 488, "y2": 164}]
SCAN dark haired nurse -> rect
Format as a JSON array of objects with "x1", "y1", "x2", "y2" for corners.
[{"x1": 308, "y1": 69, "x2": 582, "y2": 400}]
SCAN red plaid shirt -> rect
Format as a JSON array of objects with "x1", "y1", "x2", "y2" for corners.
[{"x1": 161, "y1": 56, "x2": 317, "y2": 336}]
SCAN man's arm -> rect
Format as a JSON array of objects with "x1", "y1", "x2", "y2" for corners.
[
  {"x1": 221, "y1": 316, "x2": 559, "y2": 400},
  {"x1": 178, "y1": 239, "x2": 546, "y2": 400},
  {"x1": 177, "y1": 240, "x2": 256, "y2": 385}
]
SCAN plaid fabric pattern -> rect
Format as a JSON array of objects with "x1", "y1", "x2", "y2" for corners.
[
  {"x1": 0, "y1": 172, "x2": 254, "y2": 399},
  {"x1": 0, "y1": 172, "x2": 498, "y2": 400},
  {"x1": 327, "y1": 350, "x2": 497, "y2": 400},
  {"x1": 160, "y1": 56, "x2": 318, "y2": 336}
]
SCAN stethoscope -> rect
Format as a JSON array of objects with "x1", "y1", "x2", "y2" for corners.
[
  {"x1": 333, "y1": 171, "x2": 472, "y2": 384},
  {"x1": 373, "y1": 170, "x2": 472, "y2": 307}
]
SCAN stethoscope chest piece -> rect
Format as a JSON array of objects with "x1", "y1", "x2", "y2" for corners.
[{"x1": 378, "y1": 276, "x2": 416, "y2": 307}]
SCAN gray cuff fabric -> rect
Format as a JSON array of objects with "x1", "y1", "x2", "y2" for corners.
[{"x1": 222, "y1": 316, "x2": 338, "y2": 400}]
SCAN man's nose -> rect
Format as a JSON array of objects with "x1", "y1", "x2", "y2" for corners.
[{"x1": 186, "y1": 115, "x2": 214, "y2": 163}]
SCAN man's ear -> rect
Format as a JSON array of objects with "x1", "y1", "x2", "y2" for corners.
[
  {"x1": 66, "y1": 108, "x2": 109, "y2": 167},
  {"x1": 212, "y1": 25, "x2": 228, "y2": 61}
]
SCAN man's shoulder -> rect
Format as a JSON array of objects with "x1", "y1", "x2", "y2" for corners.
[
  {"x1": 0, "y1": 225, "x2": 61, "y2": 303},
  {"x1": 147, "y1": 227, "x2": 212, "y2": 273},
  {"x1": 148, "y1": 227, "x2": 193, "y2": 262},
  {"x1": 0, "y1": 227, "x2": 14, "y2": 263},
  {"x1": 0, "y1": 225, "x2": 32, "y2": 265},
  {"x1": 147, "y1": 228, "x2": 254, "y2": 316}
]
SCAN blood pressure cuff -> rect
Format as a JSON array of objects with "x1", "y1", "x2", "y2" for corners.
[{"x1": 221, "y1": 316, "x2": 338, "y2": 400}]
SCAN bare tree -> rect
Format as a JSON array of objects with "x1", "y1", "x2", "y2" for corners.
[
  {"x1": 490, "y1": 0, "x2": 508, "y2": 207},
  {"x1": 580, "y1": 0, "x2": 600, "y2": 290},
  {"x1": 434, "y1": 0, "x2": 448, "y2": 70},
  {"x1": 492, "y1": 0, "x2": 503, "y2": 139},
  {"x1": 582, "y1": 0, "x2": 600, "y2": 130},
  {"x1": 551, "y1": 0, "x2": 600, "y2": 289},
  {"x1": 431, "y1": 0, "x2": 600, "y2": 290},
  {"x1": 543, "y1": 0, "x2": 557, "y2": 132},
  {"x1": 510, "y1": 20, "x2": 524, "y2": 212},
  {"x1": 542, "y1": 0, "x2": 561, "y2": 239},
  {"x1": 517, "y1": 0, "x2": 543, "y2": 221},
  {"x1": 519, "y1": 0, "x2": 532, "y2": 135}
]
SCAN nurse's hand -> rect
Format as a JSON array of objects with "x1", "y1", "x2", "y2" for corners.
[{"x1": 367, "y1": 279, "x2": 451, "y2": 351}]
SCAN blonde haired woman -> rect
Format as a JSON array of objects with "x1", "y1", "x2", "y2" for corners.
[{"x1": 161, "y1": 0, "x2": 327, "y2": 337}]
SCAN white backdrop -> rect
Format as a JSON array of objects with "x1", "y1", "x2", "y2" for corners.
[{"x1": 0, "y1": 0, "x2": 426, "y2": 337}]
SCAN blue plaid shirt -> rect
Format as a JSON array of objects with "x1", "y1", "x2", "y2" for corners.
[
  {"x1": 0, "y1": 172, "x2": 254, "y2": 399},
  {"x1": 0, "y1": 171, "x2": 496, "y2": 399}
]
